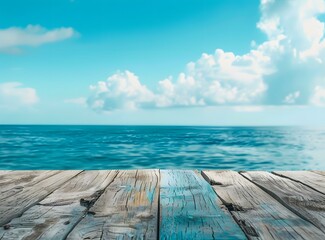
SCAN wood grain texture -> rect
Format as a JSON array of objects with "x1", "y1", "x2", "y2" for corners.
[
  {"x1": 0, "y1": 170, "x2": 118, "y2": 240},
  {"x1": 313, "y1": 171, "x2": 325, "y2": 177},
  {"x1": 273, "y1": 171, "x2": 325, "y2": 194},
  {"x1": 242, "y1": 171, "x2": 325, "y2": 233},
  {"x1": 67, "y1": 170, "x2": 159, "y2": 240},
  {"x1": 160, "y1": 170, "x2": 246, "y2": 240},
  {"x1": 202, "y1": 170, "x2": 325, "y2": 240},
  {"x1": 0, "y1": 171, "x2": 60, "y2": 193},
  {"x1": 0, "y1": 170, "x2": 81, "y2": 226}
]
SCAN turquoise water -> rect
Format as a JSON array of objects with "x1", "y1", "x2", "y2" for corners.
[{"x1": 0, "y1": 125, "x2": 324, "y2": 170}]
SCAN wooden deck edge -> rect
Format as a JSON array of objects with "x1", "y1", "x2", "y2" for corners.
[{"x1": 1, "y1": 170, "x2": 325, "y2": 240}]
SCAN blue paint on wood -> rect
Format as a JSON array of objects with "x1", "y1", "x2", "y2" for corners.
[{"x1": 159, "y1": 170, "x2": 246, "y2": 240}]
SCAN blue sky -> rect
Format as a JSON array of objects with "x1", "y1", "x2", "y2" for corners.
[{"x1": 1, "y1": 0, "x2": 325, "y2": 125}]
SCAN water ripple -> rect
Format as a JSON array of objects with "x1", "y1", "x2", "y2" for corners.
[{"x1": 0, "y1": 125, "x2": 324, "y2": 170}]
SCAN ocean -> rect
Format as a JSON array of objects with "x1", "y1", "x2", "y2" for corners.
[{"x1": 0, "y1": 125, "x2": 324, "y2": 170}]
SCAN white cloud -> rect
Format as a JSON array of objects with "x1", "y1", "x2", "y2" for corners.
[
  {"x1": 0, "y1": 82, "x2": 39, "y2": 108},
  {"x1": 256, "y1": 0, "x2": 325, "y2": 105},
  {"x1": 284, "y1": 91, "x2": 300, "y2": 104},
  {"x1": 0, "y1": 25, "x2": 76, "y2": 53},
  {"x1": 310, "y1": 86, "x2": 325, "y2": 106},
  {"x1": 155, "y1": 49, "x2": 268, "y2": 107},
  {"x1": 87, "y1": 71, "x2": 155, "y2": 111},
  {"x1": 87, "y1": 0, "x2": 325, "y2": 112}
]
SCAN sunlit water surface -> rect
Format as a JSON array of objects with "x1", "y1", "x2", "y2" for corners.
[{"x1": 0, "y1": 125, "x2": 324, "y2": 170}]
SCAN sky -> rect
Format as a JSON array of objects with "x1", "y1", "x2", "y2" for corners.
[{"x1": 1, "y1": 0, "x2": 325, "y2": 125}]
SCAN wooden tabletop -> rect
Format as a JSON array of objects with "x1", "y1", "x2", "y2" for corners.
[{"x1": 0, "y1": 170, "x2": 324, "y2": 239}]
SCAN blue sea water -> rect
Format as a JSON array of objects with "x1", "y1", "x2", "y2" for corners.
[{"x1": 0, "y1": 125, "x2": 324, "y2": 170}]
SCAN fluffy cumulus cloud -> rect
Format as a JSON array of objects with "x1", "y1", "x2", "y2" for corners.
[
  {"x1": 0, "y1": 25, "x2": 76, "y2": 53},
  {"x1": 87, "y1": 0, "x2": 325, "y2": 112},
  {"x1": 257, "y1": 0, "x2": 325, "y2": 105},
  {"x1": 87, "y1": 71, "x2": 155, "y2": 111},
  {"x1": 155, "y1": 49, "x2": 268, "y2": 107},
  {"x1": 0, "y1": 82, "x2": 39, "y2": 108},
  {"x1": 311, "y1": 86, "x2": 325, "y2": 106}
]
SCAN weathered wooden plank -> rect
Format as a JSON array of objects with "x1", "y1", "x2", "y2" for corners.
[
  {"x1": 160, "y1": 170, "x2": 246, "y2": 240},
  {"x1": 0, "y1": 170, "x2": 118, "y2": 240},
  {"x1": 202, "y1": 170, "x2": 325, "y2": 239},
  {"x1": 0, "y1": 171, "x2": 56, "y2": 182},
  {"x1": 67, "y1": 170, "x2": 159, "y2": 240},
  {"x1": 0, "y1": 171, "x2": 60, "y2": 193},
  {"x1": 0, "y1": 170, "x2": 82, "y2": 226},
  {"x1": 242, "y1": 171, "x2": 325, "y2": 233},
  {"x1": 312, "y1": 171, "x2": 325, "y2": 177},
  {"x1": 273, "y1": 171, "x2": 325, "y2": 194},
  {"x1": 0, "y1": 170, "x2": 12, "y2": 175},
  {"x1": 0, "y1": 170, "x2": 14, "y2": 174}
]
